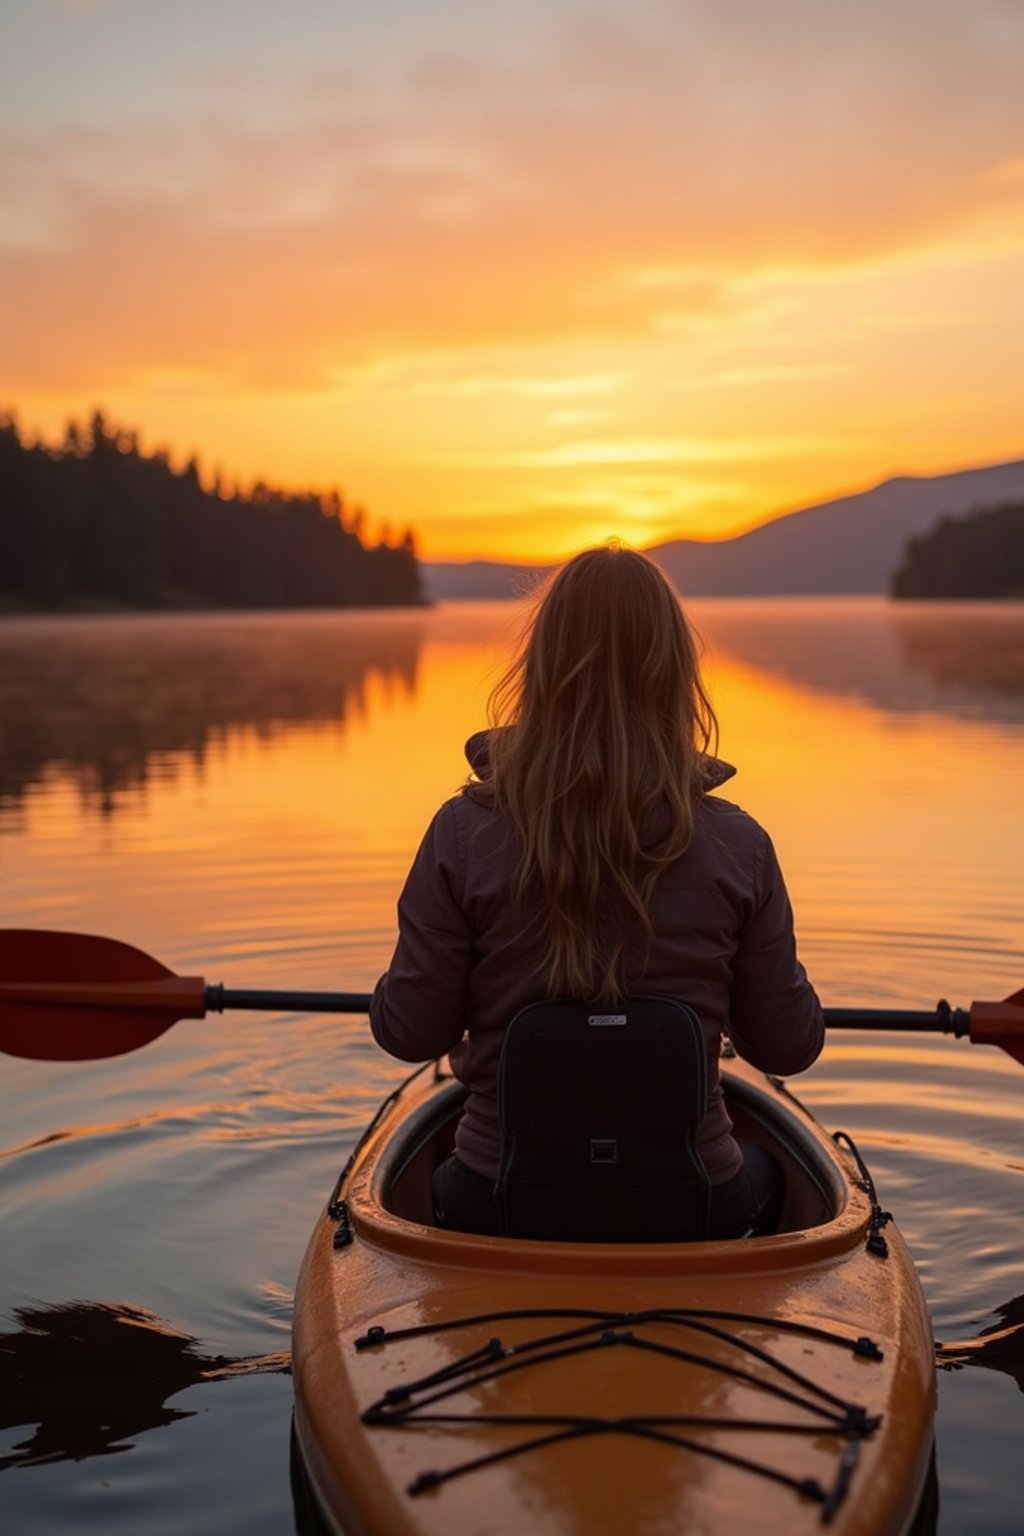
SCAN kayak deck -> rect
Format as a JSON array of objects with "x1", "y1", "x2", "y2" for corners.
[{"x1": 293, "y1": 1060, "x2": 936, "y2": 1536}]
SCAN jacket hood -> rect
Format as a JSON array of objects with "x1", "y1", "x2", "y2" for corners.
[{"x1": 463, "y1": 728, "x2": 736, "y2": 793}]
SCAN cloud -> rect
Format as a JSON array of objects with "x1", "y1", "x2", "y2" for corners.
[
  {"x1": 669, "y1": 363, "x2": 848, "y2": 390},
  {"x1": 3, "y1": 1, "x2": 1024, "y2": 395},
  {"x1": 434, "y1": 432, "x2": 856, "y2": 470},
  {"x1": 408, "y1": 372, "x2": 626, "y2": 398},
  {"x1": 56, "y1": 0, "x2": 130, "y2": 10}
]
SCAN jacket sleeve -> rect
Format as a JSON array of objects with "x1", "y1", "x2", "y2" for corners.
[
  {"x1": 727, "y1": 830, "x2": 824, "y2": 1075},
  {"x1": 369, "y1": 801, "x2": 473, "y2": 1062}
]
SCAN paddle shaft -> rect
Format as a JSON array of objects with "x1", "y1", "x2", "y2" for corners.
[
  {"x1": 208, "y1": 986, "x2": 373, "y2": 1014},
  {"x1": 209, "y1": 996, "x2": 1014, "y2": 1060},
  {"x1": 210, "y1": 993, "x2": 974, "y2": 1037},
  {"x1": 0, "y1": 980, "x2": 975, "y2": 1028},
  {"x1": 824, "y1": 1005, "x2": 970, "y2": 1037}
]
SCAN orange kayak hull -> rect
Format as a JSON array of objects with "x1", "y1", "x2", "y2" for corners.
[{"x1": 293, "y1": 1059, "x2": 935, "y2": 1535}]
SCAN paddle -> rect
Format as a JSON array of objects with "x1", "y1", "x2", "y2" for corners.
[
  {"x1": 0, "y1": 930, "x2": 374, "y2": 1062},
  {"x1": 1, "y1": 928, "x2": 1023, "y2": 1066}
]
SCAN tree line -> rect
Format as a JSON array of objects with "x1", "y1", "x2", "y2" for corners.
[
  {"x1": 892, "y1": 501, "x2": 1024, "y2": 599},
  {"x1": 0, "y1": 410, "x2": 424, "y2": 611}
]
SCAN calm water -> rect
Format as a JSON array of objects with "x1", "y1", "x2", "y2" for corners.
[{"x1": 1, "y1": 598, "x2": 1022, "y2": 1534}]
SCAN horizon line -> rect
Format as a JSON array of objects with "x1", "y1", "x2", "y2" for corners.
[{"x1": 423, "y1": 449, "x2": 1024, "y2": 567}]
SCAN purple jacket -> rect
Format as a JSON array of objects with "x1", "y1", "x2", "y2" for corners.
[{"x1": 370, "y1": 733, "x2": 824, "y2": 1184}]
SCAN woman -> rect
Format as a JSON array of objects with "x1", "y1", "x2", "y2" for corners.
[{"x1": 370, "y1": 546, "x2": 824, "y2": 1238}]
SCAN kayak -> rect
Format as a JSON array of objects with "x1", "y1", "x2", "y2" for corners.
[{"x1": 292, "y1": 1055, "x2": 935, "y2": 1536}]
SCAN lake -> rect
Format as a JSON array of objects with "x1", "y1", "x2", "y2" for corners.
[{"x1": 1, "y1": 598, "x2": 1022, "y2": 1534}]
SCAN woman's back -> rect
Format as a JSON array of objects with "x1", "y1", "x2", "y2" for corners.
[
  {"x1": 371, "y1": 730, "x2": 822, "y2": 1184},
  {"x1": 369, "y1": 544, "x2": 823, "y2": 1235}
]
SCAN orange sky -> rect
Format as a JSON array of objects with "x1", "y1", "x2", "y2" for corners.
[{"x1": 3, "y1": 2, "x2": 1024, "y2": 561}]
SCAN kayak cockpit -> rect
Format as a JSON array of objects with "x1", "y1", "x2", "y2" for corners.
[{"x1": 380, "y1": 1067, "x2": 842, "y2": 1238}]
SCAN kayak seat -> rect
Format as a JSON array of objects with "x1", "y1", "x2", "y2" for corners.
[{"x1": 495, "y1": 996, "x2": 711, "y2": 1242}]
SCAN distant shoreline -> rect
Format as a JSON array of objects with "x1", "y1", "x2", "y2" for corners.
[
  {"x1": 28, "y1": 573, "x2": 1024, "y2": 617},
  {"x1": 7, "y1": 592, "x2": 1024, "y2": 625},
  {"x1": 0, "y1": 596, "x2": 433, "y2": 618}
]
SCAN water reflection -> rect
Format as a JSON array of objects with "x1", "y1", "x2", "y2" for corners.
[
  {"x1": 3, "y1": 601, "x2": 1021, "y2": 827},
  {"x1": 936, "y1": 1295, "x2": 1024, "y2": 1395},
  {"x1": 894, "y1": 609, "x2": 1024, "y2": 713},
  {"x1": 0, "y1": 1300, "x2": 289, "y2": 1470},
  {"x1": 694, "y1": 599, "x2": 1024, "y2": 724},
  {"x1": 0, "y1": 612, "x2": 425, "y2": 815}
]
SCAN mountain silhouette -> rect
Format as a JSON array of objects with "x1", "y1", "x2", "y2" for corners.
[{"x1": 423, "y1": 459, "x2": 1024, "y2": 599}]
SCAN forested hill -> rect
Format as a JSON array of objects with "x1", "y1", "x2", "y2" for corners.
[
  {"x1": 0, "y1": 411, "x2": 424, "y2": 611},
  {"x1": 892, "y1": 502, "x2": 1024, "y2": 598}
]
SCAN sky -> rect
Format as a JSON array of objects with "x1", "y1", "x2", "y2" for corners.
[{"x1": 2, "y1": 0, "x2": 1024, "y2": 562}]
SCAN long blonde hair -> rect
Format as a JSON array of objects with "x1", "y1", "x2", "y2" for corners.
[{"x1": 483, "y1": 545, "x2": 718, "y2": 1001}]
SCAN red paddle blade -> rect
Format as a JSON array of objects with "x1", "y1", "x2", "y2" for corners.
[
  {"x1": 0, "y1": 930, "x2": 206, "y2": 1061},
  {"x1": 969, "y1": 988, "x2": 1024, "y2": 1066}
]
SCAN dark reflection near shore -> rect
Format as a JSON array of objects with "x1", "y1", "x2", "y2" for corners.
[
  {"x1": 893, "y1": 608, "x2": 1024, "y2": 711},
  {"x1": 0, "y1": 1300, "x2": 289, "y2": 1469},
  {"x1": 696, "y1": 600, "x2": 1024, "y2": 724},
  {"x1": 0, "y1": 611, "x2": 425, "y2": 816},
  {"x1": 935, "y1": 1294, "x2": 1024, "y2": 1394}
]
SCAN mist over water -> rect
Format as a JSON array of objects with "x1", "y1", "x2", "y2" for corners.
[{"x1": 1, "y1": 598, "x2": 1022, "y2": 1535}]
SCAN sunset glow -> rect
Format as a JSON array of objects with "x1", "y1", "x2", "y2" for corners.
[{"x1": 3, "y1": 2, "x2": 1024, "y2": 560}]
